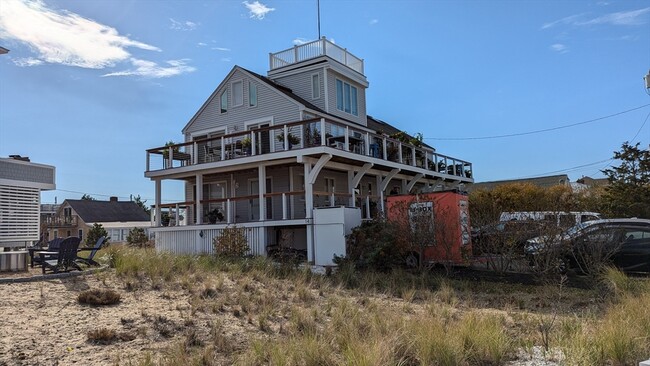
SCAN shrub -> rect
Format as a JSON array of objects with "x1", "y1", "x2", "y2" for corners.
[
  {"x1": 126, "y1": 227, "x2": 149, "y2": 248},
  {"x1": 339, "y1": 219, "x2": 403, "y2": 271},
  {"x1": 86, "y1": 223, "x2": 109, "y2": 248},
  {"x1": 213, "y1": 226, "x2": 249, "y2": 257},
  {"x1": 87, "y1": 328, "x2": 135, "y2": 344},
  {"x1": 77, "y1": 289, "x2": 121, "y2": 306}
]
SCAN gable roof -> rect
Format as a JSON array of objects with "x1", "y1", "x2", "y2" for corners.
[
  {"x1": 181, "y1": 66, "x2": 435, "y2": 150},
  {"x1": 63, "y1": 199, "x2": 150, "y2": 223}
]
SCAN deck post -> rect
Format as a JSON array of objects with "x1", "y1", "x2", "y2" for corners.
[
  {"x1": 258, "y1": 165, "x2": 266, "y2": 221},
  {"x1": 282, "y1": 193, "x2": 287, "y2": 220},
  {"x1": 155, "y1": 180, "x2": 161, "y2": 227},
  {"x1": 344, "y1": 126, "x2": 349, "y2": 151},
  {"x1": 196, "y1": 174, "x2": 203, "y2": 225},
  {"x1": 304, "y1": 162, "x2": 315, "y2": 263},
  {"x1": 320, "y1": 118, "x2": 326, "y2": 146},
  {"x1": 175, "y1": 204, "x2": 180, "y2": 226},
  {"x1": 226, "y1": 199, "x2": 232, "y2": 224},
  {"x1": 348, "y1": 170, "x2": 355, "y2": 207}
]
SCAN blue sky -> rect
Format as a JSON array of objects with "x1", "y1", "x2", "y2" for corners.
[{"x1": 1, "y1": 0, "x2": 649, "y2": 205}]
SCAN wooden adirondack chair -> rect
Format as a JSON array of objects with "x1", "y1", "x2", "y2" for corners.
[
  {"x1": 76, "y1": 236, "x2": 106, "y2": 267},
  {"x1": 40, "y1": 237, "x2": 82, "y2": 274}
]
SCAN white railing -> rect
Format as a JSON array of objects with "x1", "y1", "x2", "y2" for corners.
[
  {"x1": 146, "y1": 118, "x2": 473, "y2": 181},
  {"x1": 154, "y1": 224, "x2": 264, "y2": 256},
  {"x1": 269, "y1": 37, "x2": 364, "y2": 74}
]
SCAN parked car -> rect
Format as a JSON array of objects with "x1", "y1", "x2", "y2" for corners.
[
  {"x1": 472, "y1": 220, "x2": 545, "y2": 255},
  {"x1": 500, "y1": 211, "x2": 601, "y2": 229},
  {"x1": 525, "y1": 218, "x2": 650, "y2": 273}
]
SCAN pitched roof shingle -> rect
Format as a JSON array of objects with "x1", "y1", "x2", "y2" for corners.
[{"x1": 64, "y1": 199, "x2": 150, "y2": 223}]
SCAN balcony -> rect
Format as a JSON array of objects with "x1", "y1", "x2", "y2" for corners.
[
  {"x1": 145, "y1": 118, "x2": 473, "y2": 181},
  {"x1": 45, "y1": 216, "x2": 78, "y2": 228},
  {"x1": 269, "y1": 37, "x2": 364, "y2": 75}
]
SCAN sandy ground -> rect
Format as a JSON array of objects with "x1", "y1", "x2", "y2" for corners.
[
  {"x1": 0, "y1": 267, "x2": 569, "y2": 366},
  {"x1": 0, "y1": 270, "x2": 228, "y2": 366}
]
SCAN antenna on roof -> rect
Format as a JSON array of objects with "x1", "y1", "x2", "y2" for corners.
[{"x1": 317, "y1": 0, "x2": 321, "y2": 39}]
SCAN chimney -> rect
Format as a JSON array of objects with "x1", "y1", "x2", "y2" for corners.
[{"x1": 110, "y1": 196, "x2": 118, "y2": 202}]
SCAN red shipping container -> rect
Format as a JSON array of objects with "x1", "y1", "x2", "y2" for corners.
[{"x1": 386, "y1": 191, "x2": 472, "y2": 266}]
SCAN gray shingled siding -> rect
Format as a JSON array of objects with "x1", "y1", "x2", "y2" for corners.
[
  {"x1": 273, "y1": 68, "x2": 326, "y2": 111},
  {"x1": 184, "y1": 69, "x2": 302, "y2": 140},
  {"x1": 326, "y1": 69, "x2": 367, "y2": 127},
  {"x1": 0, "y1": 160, "x2": 55, "y2": 185}
]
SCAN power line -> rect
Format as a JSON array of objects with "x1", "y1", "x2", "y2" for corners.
[
  {"x1": 425, "y1": 103, "x2": 650, "y2": 141},
  {"x1": 508, "y1": 158, "x2": 613, "y2": 180},
  {"x1": 49, "y1": 189, "x2": 180, "y2": 204}
]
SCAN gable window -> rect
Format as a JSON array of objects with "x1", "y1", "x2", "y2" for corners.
[
  {"x1": 336, "y1": 79, "x2": 358, "y2": 116},
  {"x1": 233, "y1": 81, "x2": 243, "y2": 107},
  {"x1": 249, "y1": 81, "x2": 257, "y2": 107},
  {"x1": 311, "y1": 73, "x2": 320, "y2": 99},
  {"x1": 220, "y1": 90, "x2": 228, "y2": 113}
]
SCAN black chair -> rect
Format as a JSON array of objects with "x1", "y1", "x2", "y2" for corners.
[
  {"x1": 40, "y1": 237, "x2": 82, "y2": 274},
  {"x1": 76, "y1": 236, "x2": 106, "y2": 267},
  {"x1": 29, "y1": 238, "x2": 64, "y2": 268}
]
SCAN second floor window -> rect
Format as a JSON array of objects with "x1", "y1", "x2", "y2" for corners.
[
  {"x1": 336, "y1": 79, "x2": 358, "y2": 116},
  {"x1": 249, "y1": 82, "x2": 257, "y2": 107},
  {"x1": 233, "y1": 81, "x2": 243, "y2": 107},
  {"x1": 312, "y1": 73, "x2": 320, "y2": 99},
  {"x1": 220, "y1": 90, "x2": 228, "y2": 113}
]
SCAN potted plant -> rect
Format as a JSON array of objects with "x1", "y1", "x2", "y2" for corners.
[
  {"x1": 162, "y1": 141, "x2": 179, "y2": 159},
  {"x1": 276, "y1": 133, "x2": 301, "y2": 148},
  {"x1": 241, "y1": 137, "x2": 252, "y2": 155},
  {"x1": 207, "y1": 208, "x2": 224, "y2": 224}
]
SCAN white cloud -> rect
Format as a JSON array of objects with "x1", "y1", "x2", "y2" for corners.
[
  {"x1": 243, "y1": 1, "x2": 275, "y2": 20},
  {"x1": 542, "y1": 7, "x2": 650, "y2": 29},
  {"x1": 102, "y1": 58, "x2": 196, "y2": 78},
  {"x1": 292, "y1": 38, "x2": 310, "y2": 45},
  {"x1": 0, "y1": 0, "x2": 159, "y2": 69},
  {"x1": 550, "y1": 43, "x2": 569, "y2": 53},
  {"x1": 212, "y1": 47, "x2": 231, "y2": 51},
  {"x1": 198, "y1": 42, "x2": 208, "y2": 47},
  {"x1": 369, "y1": 19, "x2": 379, "y2": 25},
  {"x1": 170, "y1": 18, "x2": 199, "y2": 31},
  {"x1": 12, "y1": 57, "x2": 43, "y2": 67},
  {"x1": 220, "y1": 57, "x2": 231, "y2": 62},
  {"x1": 579, "y1": 7, "x2": 650, "y2": 26}
]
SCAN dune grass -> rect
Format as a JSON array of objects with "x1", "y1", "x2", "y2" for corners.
[{"x1": 103, "y1": 247, "x2": 649, "y2": 366}]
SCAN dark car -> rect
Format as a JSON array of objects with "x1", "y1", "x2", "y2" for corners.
[
  {"x1": 472, "y1": 220, "x2": 545, "y2": 255},
  {"x1": 525, "y1": 219, "x2": 650, "y2": 273}
]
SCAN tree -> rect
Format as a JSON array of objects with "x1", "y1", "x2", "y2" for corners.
[
  {"x1": 132, "y1": 194, "x2": 151, "y2": 215},
  {"x1": 602, "y1": 142, "x2": 650, "y2": 219},
  {"x1": 86, "y1": 223, "x2": 109, "y2": 248},
  {"x1": 81, "y1": 194, "x2": 96, "y2": 201},
  {"x1": 126, "y1": 227, "x2": 150, "y2": 248}
]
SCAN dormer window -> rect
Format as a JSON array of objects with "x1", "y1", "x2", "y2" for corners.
[
  {"x1": 220, "y1": 90, "x2": 228, "y2": 113},
  {"x1": 336, "y1": 79, "x2": 358, "y2": 116}
]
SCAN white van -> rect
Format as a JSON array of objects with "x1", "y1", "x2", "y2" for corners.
[{"x1": 499, "y1": 211, "x2": 601, "y2": 228}]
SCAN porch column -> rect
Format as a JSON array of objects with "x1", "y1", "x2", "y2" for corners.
[
  {"x1": 196, "y1": 174, "x2": 203, "y2": 225},
  {"x1": 304, "y1": 162, "x2": 315, "y2": 263},
  {"x1": 348, "y1": 170, "x2": 355, "y2": 207},
  {"x1": 376, "y1": 175, "x2": 384, "y2": 214},
  {"x1": 155, "y1": 179, "x2": 161, "y2": 227},
  {"x1": 258, "y1": 165, "x2": 266, "y2": 221}
]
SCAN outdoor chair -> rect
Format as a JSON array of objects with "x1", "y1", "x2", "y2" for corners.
[
  {"x1": 40, "y1": 237, "x2": 82, "y2": 274},
  {"x1": 76, "y1": 236, "x2": 106, "y2": 267},
  {"x1": 29, "y1": 237, "x2": 64, "y2": 268}
]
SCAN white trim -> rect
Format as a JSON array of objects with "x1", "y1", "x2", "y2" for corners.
[
  {"x1": 231, "y1": 79, "x2": 244, "y2": 107},
  {"x1": 335, "y1": 78, "x2": 359, "y2": 117},
  {"x1": 220, "y1": 90, "x2": 228, "y2": 114},
  {"x1": 189, "y1": 126, "x2": 228, "y2": 139},
  {"x1": 244, "y1": 116, "x2": 275, "y2": 129}
]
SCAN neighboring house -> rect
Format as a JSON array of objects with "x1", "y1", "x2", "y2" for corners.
[
  {"x1": 40, "y1": 203, "x2": 60, "y2": 242},
  {"x1": 0, "y1": 155, "x2": 56, "y2": 248},
  {"x1": 467, "y1": 174, "x2": 570, "y2": 193},
  {"x1": 46, "y1": 197, "x2": 151, "y2": 244},
  {"x1": 144, "y1": 38, "x2": 474, "y2": 262}
]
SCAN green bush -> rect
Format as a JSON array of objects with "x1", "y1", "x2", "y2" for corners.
[
  {"x1": 213, "y1": 226, "x2": 249, "y2": 257},
  {"x1": 86, "y1": 223, "x2": 109, "y2": 248},
  {"x1": 126, "y1": 227, "x2": 150, "y2": 248},
  {"x1": 337, "y1": 219, "x2": 404, "y2": 272}
]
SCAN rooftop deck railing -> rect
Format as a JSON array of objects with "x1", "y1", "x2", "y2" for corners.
[
  {"x1": 269, "y1": 37, "x2": 364, "y2": 74},
  {"x1": 146, "y1": 118, "x2": 473, "y2": 180}
]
